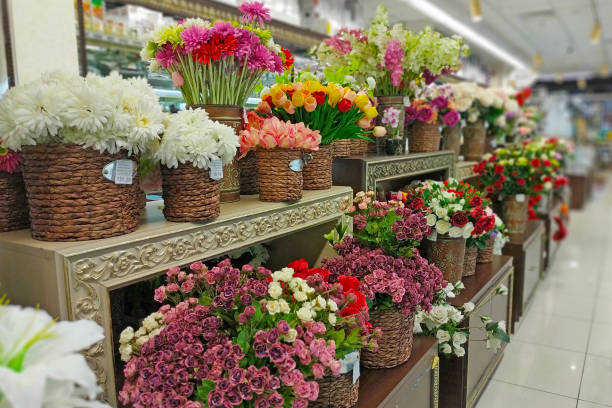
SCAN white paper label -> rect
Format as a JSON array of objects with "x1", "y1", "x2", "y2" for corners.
[
  {"x1": 114, "y1": 160, "x2": 134, "y2": 185},
  {"x1": 209, "y1": 158, "x2": 223, "y2": 180},
  {"x1": 491, "y1": 139, "x2": 498, "y2": 148},
  {"x1": 427, "y1": 231, "x2": 438, "y2": 242},
  {"x1": 516, "y1": 194, "x2": 525, "y2": 202},
  {"x1": 339, "y1": 351, "x2": 360, "y2": 384},
  {"x1": 352, "y1": 359, "x2": 360, "y2": 384}
]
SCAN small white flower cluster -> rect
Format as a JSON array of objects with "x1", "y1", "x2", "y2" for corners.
[
  {"x1": 154, "y1": 109, "x2": 239, "y2": 170},
  {"x1": 264, "y1": 267, "x2": 338, "y2": 342},
  {"x1": 118, "y1": 312, "x2": 165, "y2": 362},
  {"x1": 424, "y1": 180, "x2": 474, "y2": 239},
  {"x1": 493, "y1": 214, "x2": 509, "y2": 255},
  {"x1": 481, "y1": 316, "x2": 508, "y2": 352},
  {"x1": 0, "y1": 71, "x2": 164, "y2": 154}
]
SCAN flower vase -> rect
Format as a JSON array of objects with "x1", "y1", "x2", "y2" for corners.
[
  {"x1": 21, "y1": 144, "x2": 140, "y2": 241},
  {"x1": 331, "y1": 139, "x2": 352, "y2": 158},
  {"x1": 477, "y1": 235, "x2": 495, "y2": 263},
  {"x1": 191, "y1": 104, "x2": 243, "y2": 203},
  {"x1": 160, "y1": 163, "x2": 220, "y2": 222},
  {"x1": 462, "y1": 244, "x2": 478, "y2": 277},
  {"x1": 502, "y1": 195, "x2": 528, "y2": 238},
  {"x1": 0, "y1": 170, "x2": 29, "y2": 232},
  {"x1": 238, "y1": 150, "x2": 259, "y2": 195},
  {"x1": 409, "y1": 122, "x2": 441, "y2": 153},
  {"x1": 311, "y1": 352, "x2": 360, "y2": 408},
  {"x1": 425, "y1": 234, "x2": 466, "y2": 282},
  {"x1": 385, "y1": 138, "x2": 405, "y2": 155},
  {"x1": 361, "y1": 307, "x2": 415, "y2": 368},
  {"x1": 303, "y1": 144, "x2": 333, "y2": 190},
  {"x1": 255, "y1": 148, "x2": 303, "y2": 202},
  {"x1": 442, "y1": 124, "x2": 462, "y2": 157},
  {"x1": 462, "y1": 119, "x2": 486, "y2": 161},
  {"x1": 375, "y1": 95, "x2": 405, "y2": 155},
  {"x1": 349, "y1": 139, "x2": 368, "y2": 156}
]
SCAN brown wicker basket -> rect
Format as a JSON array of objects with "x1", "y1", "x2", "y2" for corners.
[
  {"x1": 477, "y1": 235, "x2": 495, "y2": 263},
  {"x1": 332, "y1": 139, "x2": 352, "y2": 158},
  {"x1": 0, "y1": 171, "x2": 29, "y2": 232},
  {"x1": 442, "y1": 125, "x2": 462, "y2": 156},
  {"x1": 349, "y1": 139, "x2": 368, "y2": 156},
  {"x1": 463, "y1": 245, "x2": 478, "y2": 277},
  {"x1": 361, "y1": 308, "x2": 415, "y2": 368},
  {"x1": 20, "y1": 144, "x2": 140, "y2": 241},
  {"x1": 303, "y1": 145, "x2": 332, "y2": 190},
  {"x1": 311, "y1": 372, "x2": 359, "y2": 408},
  {"x1": 238, "y1": 150, "x2": 258, "y2": 195},
  {"x1": 462, "y1": 120, "x2": 486, "y2": 162},
  {"x1": 424, "y1": 235, "x2": 466, "y2": 283},
  {"x1": 409, "y1": 122, "x2": 441, "y2": 153},
  {"x1": 502, "y1": 195, "x2": 528, "y2": 238},
  {"x1": 161, "y1": 163, "x2": 220, "y2": 222},
  {"x1": 256, "y1": 148, "x2": 303, "y2": 202}
]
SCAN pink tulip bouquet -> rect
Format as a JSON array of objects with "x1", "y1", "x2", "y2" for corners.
[{"x1": 238, "y1": 116, "x2": 321, "y2": 157}]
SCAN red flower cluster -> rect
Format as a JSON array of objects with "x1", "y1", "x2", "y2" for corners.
[
  {"x1": 194, "y1": 33, "x2": 238, "y2": 65},
  {"x1": 280, "y1": 46, "x2": 294, "y2": 70},
  {"x1": 515, "y1": 87, "x2": 532, "y2": 107}
]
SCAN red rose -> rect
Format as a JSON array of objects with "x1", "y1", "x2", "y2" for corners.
[
  {"x1": 339, "y1": 304, "x2": 361, "y2": 317},
  {"x1": 337, "y1": 275, "x2": 360, "y2": 292},
  {"x1": 488, "y1": 154, "x2": 497, "y2": 162},
  {"x1": 443, "y1": 179, "x2": 449, "y2": 186},
  {"x1": 531, "y1": 158, "x2": 540, "y2": 167},
  {"x1": 308, "y1": 268, "x2": 330, "y2": 282},
  {"x1": 543, "y1": 176, "x2": 552, "y2": 182},
  {"x1": 288, "y1": 258, "x2": 309, "y2": 273},
  {"x1": 512, "y1": 171, "x2": 518, "y2": 176},
  {"x1": 450, "y1": 212, "x2": 469, "y2": 227},
  {"x1": 312, "y1": 91, "x2": 326, "y2": 105},
  {"x1": 410, "y1": 197, "x2": 425, "y2": 210},
  {"x1": 533, "y1": 184, "x2": 543, "y2": 192},
  {"x1": 264, "y1": 95, "x2": 273, "y2": 106},
  {"x1": 542, "y1": 159, "x2": 551, "y2": 167},
  {"x1": 494, "y1": 180, "x2": 503, "y2": 190},
  {"x1": 486, "y1": 185, "x2": 494, "y2": 193},
  {"x1": 469, "y1": 196, "x2": 483, "y2": 207},
  {"x1": 517, "y1": 178, "x2": 526, "y2": 186},
  {"x1": 346, "y1": 289, "x2": 367, "y2": 309},
  {"x1": 337, "y1": 98, "x2": 352, "y2": 113},
  {"x1": 494, "y1": 164, "x2": 504, "y2": 174},
  {"x1": 500, "y1": 175, "x2": 507, "y2": 182},
  {"x1": 528, "y1": 207, "x2": 538, "y2": 220},
  {"x1": 475, "y1": 215, "x2": 493, "y2": 234},
  {"x1": 471, "y1": 207, "x2": 484, "y2": 220}
]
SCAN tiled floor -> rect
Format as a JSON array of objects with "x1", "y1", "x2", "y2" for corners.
[{"x1": 476, "y1": 180, "x2": 612, "y2": 408}]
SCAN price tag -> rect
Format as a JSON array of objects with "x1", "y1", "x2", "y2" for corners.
[
  {"x1": 353, "y1": 359, "x2": 360, "y2": 384},
  {"x1": 114, "y1": 160, "x2": 134, "y2": 185},
  {"x1": 209, "y1": 157, "x2": 223, "y2": 180},
  {"x1": 427, "y1": 231, "x2": 437, "y2": 242},
  {"x1": 516, "y1": 194, "x2": 525, "y2": 202}
]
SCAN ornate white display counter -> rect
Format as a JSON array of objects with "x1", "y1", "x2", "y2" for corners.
[{"x1": 0, "y1": 186, "x2": 352, "y2": 405}]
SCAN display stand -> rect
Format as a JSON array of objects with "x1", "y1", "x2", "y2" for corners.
[
  {"x1": 0, "y1": 187, "x2": 352, "y2": 406},
  {"x1": 568, "y1": 170, "x2": 593, "y2": 209},
  {"x1": 455, "y1": 160, "x2": 479, "y2": 182},
  {"x1": 356, "y1": 336, "x2": 439, "y2": 408},
  {"x1": 439, "y1": 256, "x2": 514, "y2": 408},
  {"x1": 502, "y1": 220, "x2": 545, "y2": 325}
]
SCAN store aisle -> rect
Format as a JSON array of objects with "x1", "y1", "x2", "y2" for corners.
[{"x1": 477, "y1": 180, "x2": 612, "y2": 408}]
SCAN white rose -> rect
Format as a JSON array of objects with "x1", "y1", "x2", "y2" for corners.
[
  {"x1": 449, "y1": 226, "x2": 463, "y2": 238},
  {"x1": 544, "y1": 181, "x2": 553, "y2": 190},
  {"x1": 455, "y1": 281, "x2": 465, "y2": 290},
  {"x1": 294, "y1": 291, "x2": 308, "y2": 302},
  {"x1": 496, "y1": 284, "x2": 508, "y2": 296},
  {"x1": 436, "y1": 220, "x2": 451, "y2": 235},
  {"x1": 462, "y1": 302, "x2": 475, "y2": 312},
  {"x1": 366, "y1": 76, "x2": 376, "y2": 90},
  {"x1": 499, "y1": 321, "x2": 507, "y2": 333},
  {"x1": 482, "y1": 153, "x2": 492, "y2": 161},
  {"x1": 135, "y1": 335, "x2": 149, "y2": 347},
  {"x1": 453, "y1": 332, "x2": 468, "y2": 346},
  {"x1": 316, "y1": 295, "x2": 327, "y2": 310},
  {"x1": 484, "y1": 207, "x2": 493, "y2": 216},
  {"x1": 440, "y1": 343, "x2": 452, "y2": 355},
  {"x1": 119, "y1": 344, "x2": 133, "y2": 362},
  {"x1": 328, "y1": 313, "x2": 337, "y2": 326},
  {"x1": 454, "y1": 346, "x2": 466, "y2": 357},
  {"x1": 436, "y1": 330, "x2": 451, "y2": 343},
  {"x1": 426, "y1": 214, "x2": 437, "y2": 227},
  {"x1": 119, "y1": 327, "x2": 135, "y2": 344},
  {"x1": 267, "y1": 300, "x2": 280, "y2": 315},
  {"x1": 297, "y1": 306, "x2": 313, "y2": 322},
  {"x1": 288, "y1": 278, "x2": 301, "y2": 290},
  {"x1": 151, "y1": 312, "x2": 163, "y2": 321},
  {"x1": 278, "y1": 299, "x2": 290, "y2": 314},
  {"x1": 486, "y1": 334, "x2": 502, "y2": 351},
  {"x1": 135, "y1": 327, "x2": 146, "y2": 337},
  {"x1": 149, "y1": 328, "x2": 161, "y2": 338},
  {"x1": 462, "y1": 222, "x2": 475, "y2": 239},
  {"x1": 448, "y1": 307, "x2": 463, "y2": 323},
  {"x1": 443, "y1": 283, "x2": 455, "y2": 298},
  {"x1": 429, "y1": 305, "x2": 449, "y2": 325},
  {"x1": 459, "y1": 199, "x2": 465, "y2": 205},
  {"x1": 494, "y1": 215, "x2": 503, "y2": 227},
  {"x1": 435, "y1": 207, "x2": 448, "y2": 218},
  {"x1": 142, "y1": 315, "x2": 159, "y2": 332},
  {"x1": 413, "y1": 323, "x2": 423, "y2": 334},
  {"x1": 268, "y1": 282, "x2": 283, "y2": 299},
  {"x1": 442, "y1": 191, "x2": 456, "y2": 201},
  {"x1": 284, "y1": 329, "x2": 298, "y2": 343},
  {"x1": 328, "y1": 299, "x2": 338, "y2": 312},
  {"x1": 273, "y1": 268, "x2": 294, "y2": 282}
]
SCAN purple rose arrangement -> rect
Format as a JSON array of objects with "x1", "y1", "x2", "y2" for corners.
[{"x1": 405, "y1": 84, "x2": 461, "y2": 129}]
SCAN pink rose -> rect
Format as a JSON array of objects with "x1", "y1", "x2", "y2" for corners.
[
  {"x1": 312, "y1": 363, "x2": 325, "y2": 379},
  {"x1": 166, "y1": 283, "x2": 179, "y2": 293},
  {"x1": 167, "y1": 266, "x2": 180, "y2": 277},
  {"x1": 357, "y1": 117, "x2": 372, "y2": 129},
  {"x1": 153, "y1": 286, "x2": 166, "y2": 302},
  {"x1": 330, "y1": 360, "x2": 342, "y2": 376},
  {"x1": 181, "y1": 279, "x2": 195, "y2": 293}
]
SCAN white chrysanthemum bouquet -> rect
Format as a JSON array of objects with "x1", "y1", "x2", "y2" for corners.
[
  {"x1": 154, "y1": 109, "x2": 239, "y2": 170},
  {"x1": 0, "y1": 71, "x2": 164, "y2": 154}
]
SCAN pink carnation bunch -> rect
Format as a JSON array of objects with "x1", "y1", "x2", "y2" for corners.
[{"x1": 239, "y1": 117, "x2": 321, "y2": 157}]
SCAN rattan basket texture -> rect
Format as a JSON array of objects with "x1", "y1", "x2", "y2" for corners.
[
  {"x1": 303, "y1": 144, "x2": 332, "y2": 190},
  {"x1": 255, "y1": 148, "x2": 303, "y2": 202},
  {"x1": 332, "y1": 139, "x2": 352, "y2": 158},
  {"x1": 463, "y1": 245, "x2": 478, "y2": 277},
  {"x1": 311, "y1": 372, "x2": 359, "y2": 408},
  {"x1": 349, "y1": 139, "x2": 368, "y2": 156},
  {"x1": 239, "y1": 150, "x2": 258, "y2": 195},
  {"x1": 409, "y1": 122, "x2": 441, "y2": 152},
  {"x1": 361, "y1": 308, "x2": 415, "y2": 368},
  {"x1": 0, "y1": 171, "x2": 29, "y2": 232},
  {"x1": 477, "y1": 235, "x2": 495, "y2": 263}
]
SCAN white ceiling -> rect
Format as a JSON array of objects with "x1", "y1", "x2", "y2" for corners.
[{"x1": 361, "y1": 0, "x2": 611, "y2": 77}]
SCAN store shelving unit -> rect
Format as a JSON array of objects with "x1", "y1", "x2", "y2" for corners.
[{"x1": 455, "y1": 160, "x2": 479, "y2": 182}]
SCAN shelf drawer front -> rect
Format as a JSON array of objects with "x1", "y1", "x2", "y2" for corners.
[{"x1": 523, "y1": 235, "x2": 543, "y2": 308}]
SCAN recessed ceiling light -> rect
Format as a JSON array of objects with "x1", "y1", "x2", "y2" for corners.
[
  {"x1": 470, "y1": 0, "x2": 482, "y2": 22},
  {"x1": 591, "y1": 22, "x2": 602, "y2": 44}
]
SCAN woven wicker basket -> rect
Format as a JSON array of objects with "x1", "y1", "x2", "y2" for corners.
[
  {"x1": 442, "y1": 125, "x2": 462, "y2": 156},
  {"x1": 256, "y1": 148, "x2": 303, "y2": 202},
  {"x1": 349, "y1": 139, "x2": 368, "y2": 156},
  {"x1": 311, "y1": 372, "x2": 359, "y2": 408},
  {"x1": 361, "y1": 308, "x2": 415, "y2": 368},
  {"x1": 502, "y1": 195, "x2": 528, "y2": 238},
  {"x1": 303, "y1": 145, "x2": 332, "y2": 190},
  {"x1": 0, "y1": 171, "x2": 29, "y2": 232},
  {"x1": 161, "y1": 163, "x2": 220, "y2": 222},
  {"x1": 409, "y1": 122, "x2": 441, "y2": 153},
  {"x1": 463, "y1": 245, "x2": 478, "y2": 277},
  {"x1": 332, "y1": 139, "x2": 352, "y2": 158},
  {"x1": 21, "y1": 144, "x2": 140, "y2": 241},
  {"x1": 238, "y1": 150, "x2": 258, "y2": 195},
  {"x1": 462, "y1": 121, "x2": 486, "y2": 161},
  {"x1": 477, "y1": 235, "x2": 495, "y2": 263},
  {"x1": 424, "y1": 235, "x2": 466, "y2": 283}
]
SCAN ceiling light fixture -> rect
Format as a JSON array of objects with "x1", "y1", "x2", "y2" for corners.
[
  {"x1": 402, "y1": 0, "x2": 528, "y2": 69},
  {"x1": 591, "y1": 22, "x2": 601, "y2": 44},
  {"x1": 470, "y1": 0, "x2": 482, "y2": 22}
]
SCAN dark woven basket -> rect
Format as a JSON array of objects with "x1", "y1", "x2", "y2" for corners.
[
  {"x1": 462, "y1": 121, "x2": 486, "y2": 161},
  {"x1": 477, "y1": 235, "x2": 495, "y2": 263},
  {"x1": 239, "y1": 150, "x2": 258, "y2": 195},
  {"x1": 502, "y1": 195, "x2": 528, "y2": 238},
  {"x1": 332, "y1": 139, "x2": 351, "y2": 158},
  {"x1": 161, "y1": 163, "x2": 220, "y2": 222},
  {"x1": 442, "y1": 125, "x2": 462, "y2": 156},
  {"x1": 349, "y1": 139, "x2": 368, "y2": 156},
  {"x1": 0, "y1": 171, "x2": 29, "y2": 232},
  {"x1": 256, "y1": 148, "x2": 303, "y2": 202},
  {"x1": 424, "y1": 235, "x2": 466, "y2": 283},
  {"x1": 311, "y1": 372, "x2": 359, "y2": 408},
  {"x1": 20, "y1": 144, "x2": 140, "y2": 241},
  {"x1": 463, "y1": 245, "x2": 478, "y2": 277},
  {"x1": 409, "y1": 122, "x2": 441, "y2": 152},
  {"x1": 303, "y1": 144, "x2": 332, "y2": 190},
  {"x1": 361, "y1": 308, "x2": 415, "y2": 368}
]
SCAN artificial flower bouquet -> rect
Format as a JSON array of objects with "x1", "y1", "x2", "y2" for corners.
[
  {"x1": 140, "y1": 2, "x2": 287, "y2": 106},
  {"x1": 154, "y1": 108, "x2": 239, "y2": 222},
  {"x1": 0, "y1": 71, "x2": 164, "y2": 241},
  {"x1": 0, "y1": 146, "x2": 29, "y2": 232}
]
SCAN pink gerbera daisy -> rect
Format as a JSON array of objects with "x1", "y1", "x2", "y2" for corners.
[
  {"x1": 0, "y1": 150, "x2": 21, "y2": 173},
  {"x1": 239, "y1": 1, "x2": 271, "y2": 25}
]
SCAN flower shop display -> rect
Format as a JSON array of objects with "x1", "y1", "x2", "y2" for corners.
[
  {"x1": 140, "y1": 2, "x2": 289, "y2": 202},
  {"x1": 239, "y1": 116, "x2": 321, "y2": 202},
  {"x1": 405, "y1": 84, "x2": 461, "y2": 153},
  {"x1": 477, "y1": 215, "x2": 508, "y2": 263},
  {"x1": 0, "y1": 296, "x2": 109, "y2": 408},
  {"x1": 154, "y1": 108, "x2": 239, "y2": 222},
  {"x1": 0, "y1": 147, "x2": 29, "y2": 232},
  {"x1": 238, "y1": 111, "x2": 263, "y2": 195},
  {"x1": 449, "y1": 82, "x2": 487, "y2": 161},
  {"x1": 0, "y1": 72, "x2": 164, "y2": 241},
  {"x1": 256, "y1": 80, "x2": 379, "y2": 186},
  {"x1": 414, "y1": 281, "x2": 510, "y2": 358}
]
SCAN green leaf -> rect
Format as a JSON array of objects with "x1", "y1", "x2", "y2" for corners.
[
  {"x1": 199, "y1": 293, "x2": 212, "y2": 306},
  {"x1": 237, "y1": 330, "x2": 249, "y2": 352},
  {"x1": 331, "y1": 329, "x2": 346, "y2": 345},
  {"x1": 196, "y1": 379, "x2": 216, "y2": 402},
  {"x1": 493, "y1": 327, "x2": 510, "y2": 343}
]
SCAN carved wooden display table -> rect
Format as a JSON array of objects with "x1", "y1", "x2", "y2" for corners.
[
  {"x1": 0, "y1": 186, "x2": 352, "y2": 405},
  {"x1": 455, "y1": 160, "x2": 478, "y2": 182},
  {"x1": 332, "y1": 151, "x2": 456, "y2": 193},
  {"x1": 357, "y1": 336, "x2": 439, "y2": 408},
  {"x1": 439, "y1": 256, "x2": 514, "y2": 408},
  {"x1": 502, "y1": 220, "x2": 545, "y2": 325}
]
